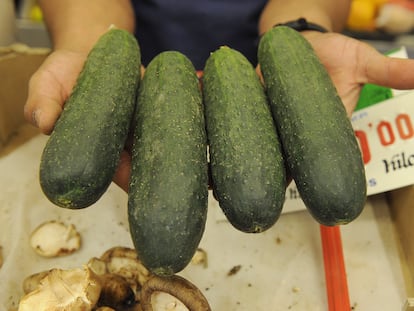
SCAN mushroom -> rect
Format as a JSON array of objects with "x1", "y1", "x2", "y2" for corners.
[
  {"x1": 87, "y1": 247, "x2": 149, "y2": 309},
  {"x1": 99, "y1": 247, "x2": 151, "y2": 289},
  {"x1": 87, "y1": 257, "x2": 108, "y2": 276},
  {"x1": 140, "y1": 275, "x2": 211, "y2": 311},
  {"x1": 29, "y1": 220, "x2": 81, "y2": 257},
  {"x1": 97, "y1": 273, "x2": 137, "y2": 310},
  {"x1": 18, "y1": 246, "x2": 212, "y2": 311},
  {"x1": 18, "y1": 266, "x2": 101, "y2": 311},
  {"x1": 22, "y1": 270, "x2": 51, "y2": 294}
]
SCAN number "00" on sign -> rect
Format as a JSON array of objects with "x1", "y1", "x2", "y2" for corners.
[{"x1": 354, "y1": 113, "x2": 414, "y2": 164}]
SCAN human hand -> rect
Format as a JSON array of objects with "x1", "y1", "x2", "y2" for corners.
[
  {"x1": 24, "y1": 49, "x2": 88, "y2": 134},
  {"x1": 302, "y1": 31, "x2": 414, "y2": 115},
  {"x1": 24, "y1": 50, "x2": 140, "y2": 193}
]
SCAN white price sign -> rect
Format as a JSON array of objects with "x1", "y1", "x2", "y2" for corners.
[{"x1": 352, "y1": 91, "x2": 414, "y2": 195}]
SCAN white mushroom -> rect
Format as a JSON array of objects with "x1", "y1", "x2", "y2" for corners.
[
  {"x1": 18, "y1": 266, "x2": 101, "y2": 311},
  {"x1": 22, "y1": 270, "x2": 51, "y2": 294},
  {"x1": 87, "y1": 257, "x2": 108, "y2": 276},
  {"x1": 29, "y1": 220, "x2": 81, "y2": 257},
  {"x1": 100, "y1": 247, "x2": 151, "y2": 287}
]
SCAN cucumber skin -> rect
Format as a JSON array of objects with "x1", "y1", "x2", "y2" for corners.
[
  {"x1": 258, "y1": 26, "x2": 366, "y2": 226},
  {"x1": 39, "y1": 29, "x2": 141, "y2": 209},
  {"x1": 203, "y1": 46, "x2": 286, "y2": 233},
  {"x1": 128, "y1": 51, "x2": 208, "y2": 276}
]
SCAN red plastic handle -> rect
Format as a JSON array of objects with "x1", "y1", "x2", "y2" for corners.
[{"x1": 320, "y1": 225, "x2": 351, "y2": 310}]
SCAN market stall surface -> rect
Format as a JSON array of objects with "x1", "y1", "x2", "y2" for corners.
[{"x1": 0, "y1": 128, "x2": 407, "y2": 310}]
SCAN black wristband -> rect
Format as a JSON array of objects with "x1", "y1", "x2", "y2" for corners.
[{"x1": 274, "y1": 18, "x2": 328, "y2": 33}]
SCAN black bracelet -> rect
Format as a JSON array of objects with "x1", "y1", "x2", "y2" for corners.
[{"x1": 274, "y1": 18, "x2": 328, "y2": 33}]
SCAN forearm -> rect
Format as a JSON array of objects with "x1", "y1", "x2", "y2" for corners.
[
  {"x1": 258, "y1": 0, "x2": 351, "y2": 34},
  {"x1": 38, "y1": 0, "x2": 135, "y2": 52}
]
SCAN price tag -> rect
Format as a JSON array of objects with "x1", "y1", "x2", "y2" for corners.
[{"x1": 352, "y1": 91, "x2": 414, "y2": 195}]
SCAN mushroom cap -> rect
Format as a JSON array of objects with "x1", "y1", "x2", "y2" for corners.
[
  {"x1": 29, "y1": 220, "x2": 81, "y2": 257},
  {"x1": 18, "y1": 266, "x2": 101, "y2": 311}
]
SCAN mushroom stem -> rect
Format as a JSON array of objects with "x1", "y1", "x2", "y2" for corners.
[{"x1": 140, "y1": 275, "x2": 211, "y2": 311}]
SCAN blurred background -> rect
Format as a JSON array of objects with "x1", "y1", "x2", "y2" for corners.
[
  {"x1": 2, "y1": 0, "x2": 414, "y2": 55},
  {"x1": 2, "y1": 0, "x2": 414, "y2": 56},
  {"x1": 0, "y1": 0, "x2": 50, "y2": 47}
]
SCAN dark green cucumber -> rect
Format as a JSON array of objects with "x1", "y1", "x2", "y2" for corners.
[
  {"x1": 39, "y1": 28, "x2": 141, "y2": 209},
  {"x1": 128, "y1": 51, "x2": 208, "y2": 276},
  {"x1": 203, "y1": 46, "x2": 286, "y2": 233},
  {"x1": 258, "y1": 26, "x2": 366, "y2": 226}
]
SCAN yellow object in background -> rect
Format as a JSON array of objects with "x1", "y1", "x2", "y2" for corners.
[
  {"x1": 347, "y1": 0, "x2": 378, "y2": 31},
  {"x1": 29, "y1": 4, "x2": 43, "y2": 22},
  {"x1": 347, "y1": 0, "x2": 388, "y2": 31}
]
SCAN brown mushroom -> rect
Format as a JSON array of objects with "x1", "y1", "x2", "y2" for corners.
[
  {"x1": 140, "y1": 275, "x2": 211, "y2": 311},
  {"x1": 97, "y1": 273, "x2": 137, "y2": 310}
]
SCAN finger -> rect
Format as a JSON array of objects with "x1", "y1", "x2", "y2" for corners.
[
  {"x1": 24, "y1": 98, "x2": 63, "y2": 135},
  {"x1": 255, "y1": 64, "x2": 264, "y2": 85},
  {"x1": 361, "y1": 48, "x2": 414, "y2": 90},
  {"x1": 112, "y1": 150, "x2": 131, "y2": 192},
  {"x1": 140, "y1": 64, "x2": 145, "y2": 77},
  {"x1": 24, "y1": 71, "x2": 65, "y2": 134}
]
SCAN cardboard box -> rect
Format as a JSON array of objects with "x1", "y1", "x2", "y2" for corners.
[
  {"x1": 0, "y1": 43, "x2": 49, "y2": 149},
  {"x1": 388, "y1": 186, "x2": 414, "y2": 305}
]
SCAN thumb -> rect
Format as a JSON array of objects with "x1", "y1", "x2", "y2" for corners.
[
  {"x1": 360, "y1": 47, "x2": 414, "y2": 90},
  {"x1": 24, "y1": 49, "x2": 87, "y2": 134},
  {"x1": 24, "y1": 69, "x2": 65, "y2": 135}
]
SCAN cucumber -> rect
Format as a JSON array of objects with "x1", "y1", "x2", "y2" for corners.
[
  {"x1": 258, "y1": 26, "x2": 366, "y2": 226},
  {"x1": 39, "y1": 28, "x2": 141, "y2": 209},
  {"x1": 203, "y1": 46, "x2": 286, "y2": 233},
  {"x1": 128, "y1": 51, "x2": 208, "y2": 276}
]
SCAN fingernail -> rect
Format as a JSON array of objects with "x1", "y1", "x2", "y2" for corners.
[{"x1": 32, "y1": 109, "x2": 41, "y2": 127}]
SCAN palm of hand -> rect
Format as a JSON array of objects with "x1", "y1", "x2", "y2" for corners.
[{"x1": 306, "y1": 31, "x2": 414, "y2": 116}]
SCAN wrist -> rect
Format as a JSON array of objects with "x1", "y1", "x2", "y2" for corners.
[
  {"x1": 274, "y1": 18, "x2": 329, "y2": 33},
  {"x1": 258, "y1": 4, "x2": 337, "y2": 35}
]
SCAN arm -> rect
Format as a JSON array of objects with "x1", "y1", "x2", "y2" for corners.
[
  {"x1": 258, "y1": 0, "x2": 351, "y2": 34},
  {"x1": 38, "y1": 0, "x2": 135, "y2": 52}
]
